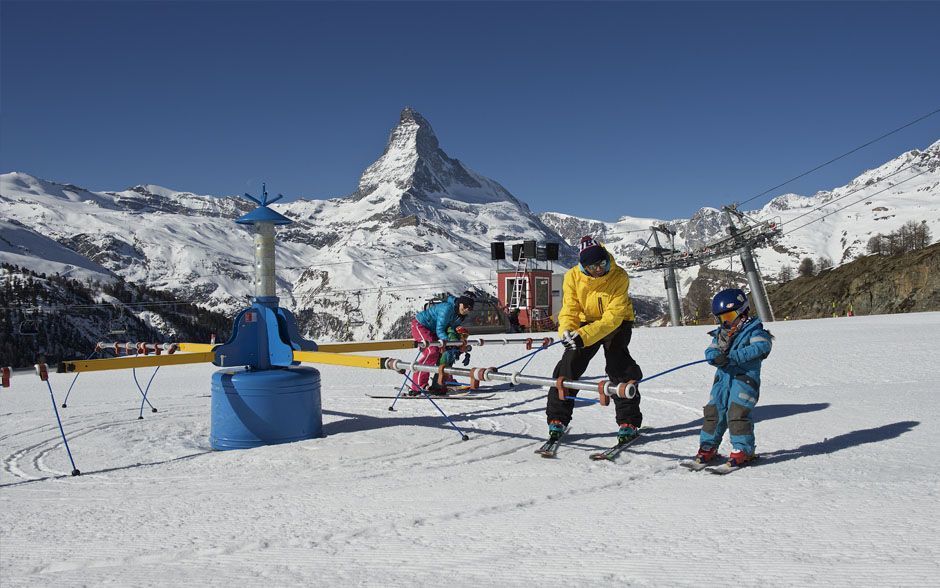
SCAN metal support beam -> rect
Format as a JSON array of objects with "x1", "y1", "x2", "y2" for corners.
[
  {"x1": 650, "y1": 226, "x2": 683, "y2": 326},
  {"x1": 739, "y1": 246, "x2": 775, "y2": 323},
  {"x1": 59, "y1": 352, "x2": 215, "y2": 373},
  {"x1": 382, "y1": 359, "x2": 635, "y2": 400},
  {"x1": 292, "y1": 350, "x2": 385, "y2": 369}
]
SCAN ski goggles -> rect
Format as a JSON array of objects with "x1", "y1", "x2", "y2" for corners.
[
  {"x1": 716, "y1": 309, "x2": 739, "y2": 324},
  {"x1": 583, "y1": 259, "x2": 610, "y2": 274}
]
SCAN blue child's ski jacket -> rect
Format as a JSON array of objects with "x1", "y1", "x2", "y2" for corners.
[{"x1": 416, "y1": 295, "x2": 465, "y2": 340}]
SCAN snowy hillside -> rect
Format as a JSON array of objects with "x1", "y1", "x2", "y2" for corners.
[
  {"x1": 2, "y1": 120, "x2": 937, "y2": 336},
  {"x1": 1, "y1": 109, "x2": 573, "y2": 342},
  {"x1": 2, "y1": 313, "x2": 938, "y2": 585},
  {"x1": 0, "y1": 219, "x2": 115, "y2": 282},
  {"x1": 541, "y1": 140, "x2": 940, "y2": 301}
]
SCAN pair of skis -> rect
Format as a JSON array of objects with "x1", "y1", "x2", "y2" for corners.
[
  {"x1": 534, "y1": 427, "x2": 644, "y2": 460},
  {"x1": 534, "y1": 428, "x2": 753, "y2": 474},
  {"x1": 678, "y1": 455, "x2": 757, "y2": 475}
]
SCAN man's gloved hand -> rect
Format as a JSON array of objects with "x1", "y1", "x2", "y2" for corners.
[
  {"x1": 562, "y1": 330, "x2": 584, "y2": 351},
  {"x1": 711, "y1": 353, "x2": 729, "y2": 367},
  {"x1": 461, "y1": 352, "x2": 471, "y2": 366}
]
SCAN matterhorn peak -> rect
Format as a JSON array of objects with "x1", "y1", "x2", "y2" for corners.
[
  {"x1": 395, "y1": 107, "x2": 441, "y2": 157},
  {"x1": 354, "y1": 108, "x2": 520, "y2": 208}
]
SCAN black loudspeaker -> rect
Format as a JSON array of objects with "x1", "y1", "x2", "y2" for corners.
[
  {"x1": 536, "y1": 246, "x2": 547, "y2": 262},
  {"x1": 511, "y1": 243, "x2": 523, "y2": 261},
  {"x1": 544, "y1": 242, "x2": 559, "y2": 261},
  {"x1": 490, "y1": 242, "x2": 505, "y2": 260},
  {"x1": 523, "y1": 240, "x2": 537, "y2": 258}
]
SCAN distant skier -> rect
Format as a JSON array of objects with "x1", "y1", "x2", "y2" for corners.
[
  {"x1": 690, "y1": 288, "x2": 773, "y2": 470},
  {"x1": 409, "y1": 291, "x2": 475, "y2": 395},
  {"x1": 545, "y1": 236, "x2": 643, "y2": 444}
]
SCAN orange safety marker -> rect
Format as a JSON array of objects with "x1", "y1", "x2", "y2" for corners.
[
  {"x1": 1, "y1": 367, "x2": 10, "y2": 388},
  {"x1": 555, "y1": 375, "x2": 567, "y2": 401},
  {"x1": 35, "y1": 363, "x2": 49, "y2": 382}
]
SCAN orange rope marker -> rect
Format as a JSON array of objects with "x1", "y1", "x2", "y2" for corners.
[{"x1": 555, "y1": 376, "x2": 567, "y2": 401}]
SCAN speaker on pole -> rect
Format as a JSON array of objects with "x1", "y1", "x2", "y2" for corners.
[
  {"x1": 490, "y1": 242, "x2": 505, "y2": 260},
  {"x1": 545, "y1": 242, "x2": 559, "y2": 261},
  {"x1": 523, "y1": 240, "x2": 537, "y2": 259},
  {"x1": 511, "y1": 244, "x2": 523, "y2": 261}
]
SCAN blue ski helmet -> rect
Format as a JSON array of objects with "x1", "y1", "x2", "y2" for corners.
[{"x1": 711, "y1": 288, "x2": 749, "y2": 316}]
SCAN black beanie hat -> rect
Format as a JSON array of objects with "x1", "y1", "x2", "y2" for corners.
[{"x1": 579, "y1": 235, "x2": 607, "y2": 267}]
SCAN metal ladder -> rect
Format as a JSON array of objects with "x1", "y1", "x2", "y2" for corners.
[{"x1": 509, "y1": 251, "x2": 529, "y2": 311}]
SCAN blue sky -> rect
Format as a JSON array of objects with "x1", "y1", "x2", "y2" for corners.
[{"x1": 2, "y1": 1, "x2": 939, "y2": 221}]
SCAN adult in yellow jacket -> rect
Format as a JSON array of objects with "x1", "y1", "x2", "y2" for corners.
[{"x1": 546, "y1": 236, "x2": 644, "y2": 443}]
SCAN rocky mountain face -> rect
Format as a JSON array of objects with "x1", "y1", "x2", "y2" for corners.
[
  {"x1": 767, "y1": 242, "x2": 940, "y2": 319},
  {"x1": 0, "y1": 263, "x2": 230, "y2": 368}
]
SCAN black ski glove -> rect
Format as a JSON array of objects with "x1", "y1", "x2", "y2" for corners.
[{"x1": 711, "y1": 353, "x2": 729, "y2": 367}]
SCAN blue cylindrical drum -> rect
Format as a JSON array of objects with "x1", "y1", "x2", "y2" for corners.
[{"x1": 210, "y1": 366, "x2": 322, "y2": 450}]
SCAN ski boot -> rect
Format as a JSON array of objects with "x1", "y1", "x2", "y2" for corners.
[
  {"x1": 426, "y1": 381, "x2": 449, "y2": 396},
  {"x1": 548, "y1": 420, "x2": 566, "y2": 441},
  {"x1": 727, "y1": 449, "x2": 755, "y2": 468},
  {"x1": 679, "y1": 446, "x2": 719, "y2": 471},
  {"x1": 616, "y1": 424, "x2": 640, "y2": 445},
  {"x1": 695, "y1": 446, "x2": 718, "y2": 463}
]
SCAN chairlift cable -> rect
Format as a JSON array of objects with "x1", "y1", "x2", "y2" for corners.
[{"x1": 735, "y1": 105, "x2": 940, "y2": 208}]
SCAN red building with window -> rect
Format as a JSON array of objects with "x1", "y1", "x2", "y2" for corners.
[{"x1": 496, "y1": 268, "x2": 555, "y2": 330}]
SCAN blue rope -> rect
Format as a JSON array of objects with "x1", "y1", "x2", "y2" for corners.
[
  {"x1": 61, "y1": 348, "x2": 100, "y2": 408},
  {"x1": 565, "y1": 359, "x2": 710, "y2": 404},
  {"x1": 390, "y1": 349, "x2": 423, "y2": 411},
  {"x1": 44, "y1": 379, "x2": 80, "y2": 476},
  {"x1": 396, "y1": 371, "x2": 471, "y2": 441},
  {"x1": 136, "y1": 366, "x2": 161, "y2": 419},
  {"x1": 496, "y1": 340, "x2": 563, "y2": 370},
  {"x1": 131, "y1": 366, "x2": 159, "y2": 414}
]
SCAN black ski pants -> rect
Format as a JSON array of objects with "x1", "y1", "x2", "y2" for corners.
[{"x1": 546, "y1": 320, "x2": 643, "y2": 427}]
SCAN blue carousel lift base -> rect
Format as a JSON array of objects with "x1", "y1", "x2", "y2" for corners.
[{"x1": 210, "y1": 366, "x2": 322, "y2": 450}]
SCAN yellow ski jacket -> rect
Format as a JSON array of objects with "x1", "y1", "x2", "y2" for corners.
[{"x1": 556, "y1": 253, "x2": 636, "y2": 347}]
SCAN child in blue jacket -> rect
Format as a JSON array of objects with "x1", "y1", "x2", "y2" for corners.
[
  {"x1": 692, "y1": 288, "x2": 773, "y2": 468},
  {"x1": 409, "y1": 291, "x2": 475, "y2": 394}
]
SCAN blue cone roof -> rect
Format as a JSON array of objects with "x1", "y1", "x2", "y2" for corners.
[{"x1": 236, "y1": 206, "x2": 292, "y2": 226}]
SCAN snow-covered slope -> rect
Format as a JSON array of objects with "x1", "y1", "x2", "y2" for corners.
[
  {"x1": 0, "y1": 219, "x2": 115, "y2": 282},
  {"x1": 541, "y1": 140, "x2": 940, "y2": 299},
  {"x1": 2, "y1": 314, "x2": 938, "y2": 585}
]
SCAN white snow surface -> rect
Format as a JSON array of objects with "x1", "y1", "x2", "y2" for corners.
[
  {"x1": 2, "y1": 313, "x2": 938, "y2": 586},
  {"x1": 0, "y1": 219, "x2": 115, "y2": 282}
]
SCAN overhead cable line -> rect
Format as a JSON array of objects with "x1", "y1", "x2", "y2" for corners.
[
  {"x1": 775, "y1": 162, "x2": 920, "y2": 230},
  {"x1": 735, "y1": 106, "x2": 940, "y2": 209},
  {"x1": 779, "y1": 170, "x2": 929, "y2": 237}
]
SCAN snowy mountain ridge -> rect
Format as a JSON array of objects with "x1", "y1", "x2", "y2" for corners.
[
  {"x1": 1, "y1": 109, "x2": 937, "y2": 340},
  {"x1": 0, "y1": 109, "x2": 573, "y2": 342},
  {"x1": 541, "y1": 139, "x2": 940, "y2": 297}
]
